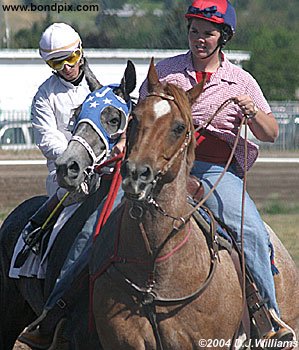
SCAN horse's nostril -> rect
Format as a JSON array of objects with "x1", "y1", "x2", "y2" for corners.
[
  {"x1": 68, "y1": 161, "x2": 80, "y2": 178},
  {"x1": 139, "y1": 166, "x2": 152, "y2": 181},
  {"x1": 123, "y1": 161, "x2": 153, "y2": 184}
]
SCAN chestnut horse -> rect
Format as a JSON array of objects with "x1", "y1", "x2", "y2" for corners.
[{"x1": 90, "y1": 60, "x2": 299, "y2": 350}]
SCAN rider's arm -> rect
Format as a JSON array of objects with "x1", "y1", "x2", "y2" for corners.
[
  {"x1": 234, "y1": 95, "x2": 279, "y2": 143},
  {"x1": 31, "y1": 93, "x2": 70, "y2": 161}
]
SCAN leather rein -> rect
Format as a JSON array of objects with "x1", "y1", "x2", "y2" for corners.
[
  {"x1": 112, "y1": 91, "x2": 223, "y2": 350},
  {"x1": 109, "y1": 91, "x2": 250, "y2": 350}
]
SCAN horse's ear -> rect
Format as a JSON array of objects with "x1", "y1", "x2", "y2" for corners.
[
  {"x1": 119, "y1": 60, "x2": 137, "y2": 101},
  {"x1": 147, "y1": 57, "x2": 160, "y2": 92},
  {"x1": 186, "y1": 78, "x2": 205, "y2": 105},
  {"x1": 82, "y1": 57, "x2": 102, "y2": 92}
]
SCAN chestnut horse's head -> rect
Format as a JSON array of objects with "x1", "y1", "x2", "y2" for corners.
[
  {"x1": 55, "y1": 59, "x2": 136, "y2": 192},
  {"x1": 121, "y1": 58, "x2": 204, "y2": 201}
]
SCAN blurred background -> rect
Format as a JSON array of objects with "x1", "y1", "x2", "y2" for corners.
[
  {"x1": 0, "y1": 0, "x2": 299, "y2": 150},
  {"x1": 0, "y1": 0, "x2": 298, "y2": 265}
]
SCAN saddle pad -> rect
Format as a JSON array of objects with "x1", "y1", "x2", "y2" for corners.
[{"x1": 9, "y1": 204, "x2": 80, "y2": 279}]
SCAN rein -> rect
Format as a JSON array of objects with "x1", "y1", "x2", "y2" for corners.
[{"x1": 142, "y1": 94, "x2": 242, "y2": 230}]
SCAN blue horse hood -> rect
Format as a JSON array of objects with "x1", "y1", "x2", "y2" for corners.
[{"x1": 75, "y1": 84, "x2": 132, "y2": 152}]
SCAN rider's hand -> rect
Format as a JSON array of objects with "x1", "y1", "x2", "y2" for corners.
[
  {"x1": 111, "y1": 136, "x2": 126, "y2": 157},
  {"x1": 234, "y1": 95, "x2": 259, "y2": 118}
]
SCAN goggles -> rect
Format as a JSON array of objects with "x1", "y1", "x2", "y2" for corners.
[{"x1": 46, "y1": 48, "x2": 82, "y2": 71}]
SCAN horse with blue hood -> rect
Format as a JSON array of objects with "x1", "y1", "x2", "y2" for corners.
[{"x1": 1, "y1": 59, "x2": 136, "y2": 350}]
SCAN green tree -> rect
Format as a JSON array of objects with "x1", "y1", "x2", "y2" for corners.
[
  {"x1": 11, "y1": 0, "x2": 299, "y2": 100},
  {"x1": 230, "y1": 0, "x2": 299, "y2": 100},
  {"x1": 242, "y1": 27, "x2": 299, "y2": 100}
]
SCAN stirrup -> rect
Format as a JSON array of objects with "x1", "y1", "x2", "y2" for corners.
[
  {"x1": 269, "y1": 309, "x2": 297, "y2": 341},
  {"x1": 47, "y1": 318, "x2": 68, "y2": 350},
  {"x1": 26, "y1": 310, "x2": 49, "y2": 332}
]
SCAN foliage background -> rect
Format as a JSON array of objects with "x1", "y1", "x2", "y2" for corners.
[{"x1": 0, "y1": 0, "x2": 298, "y2": 101}]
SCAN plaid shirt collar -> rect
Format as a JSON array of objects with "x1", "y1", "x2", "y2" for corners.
[{"x1": 184, "y1": 50, "x2": 238, "y2": 86}]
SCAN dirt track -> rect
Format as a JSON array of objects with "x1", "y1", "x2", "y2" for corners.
[
  {"x1": 1, "y1": 161, "x2": 298, "y2": 213},
  {"x1": 1, "y1": 158, "x2": 298, "y2": 350}
]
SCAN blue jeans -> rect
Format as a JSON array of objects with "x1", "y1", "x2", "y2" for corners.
[
  {"x1": 191, "y1": 160, "x2": 279, "y2": 314},
  {"x1": 45, "y1": 187, "x2": 124, "y2": 310}
]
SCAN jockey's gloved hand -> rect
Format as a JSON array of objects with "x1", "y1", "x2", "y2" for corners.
[
  {"x1": 87, "y1": 171, "x2": 101, "y2": 194},
  {"x1": 15, "y1": 194, "x2": 62, "y2": 266},
  {"x1": 21, "y1": 221, "x2": 42, "y2": 255}
]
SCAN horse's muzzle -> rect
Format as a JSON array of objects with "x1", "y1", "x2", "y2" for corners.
[
  {"x1": 121, "y1": 160, "x2": 155, "y2": 200},
  {"x1": 55, "y1": 156, "x2": 86, "y2": 191}
]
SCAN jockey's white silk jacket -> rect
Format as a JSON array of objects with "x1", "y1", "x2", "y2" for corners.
[{"x1": 31, "y1": 73, "x2": 90, "y2": 194}]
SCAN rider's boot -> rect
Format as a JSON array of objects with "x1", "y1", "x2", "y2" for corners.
[
  {"x1": 247, "y1": 281, "x2": 296, "y2": 349},
  {"x1": 18, "y1": 268, "x2": 89, "y2": 349},
  {"x1": 22, "y1": 193, "x2": 63, "y2": 251},
  {"x1": 17, "y1": 306, "x2": 67, "y2": 350},
  {"x1": 262, "y1": 308, "x2": 296, "y2": 349}
]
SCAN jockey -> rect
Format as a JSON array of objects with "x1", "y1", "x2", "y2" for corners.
[
  {"x1": 139, "y1": 0, "x2": 295, "y2": 347},
  {"x1": 34, "y1": 22, "x2": 89, "y2": 197},
  {"x1": 12, "y1": 23, "x2": 102, "y2": 265},
  {"x1": 15, "y1": 23, "x2": 127, "y2": 349}
]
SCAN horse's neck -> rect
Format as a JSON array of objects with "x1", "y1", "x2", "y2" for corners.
[
  {"x1": 119, "y1": 178, "x2": 211, "y2": 294},
  {"x1": 120, "y1": 167, "x2": 190, "y2": 259}
]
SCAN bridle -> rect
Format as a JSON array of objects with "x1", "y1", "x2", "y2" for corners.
[
  {"x1": 134, "y1": 91, "x2": 194, "y2": 227},
  {"x1": 114, "y1": 90, "x2": 220, "y2": 350},
  {"x1": 71, "y1": 134, "x2": 106, "y2": 166},
  {"x1": 67, "y1": 84, "x2": 132, "y2": 190}
]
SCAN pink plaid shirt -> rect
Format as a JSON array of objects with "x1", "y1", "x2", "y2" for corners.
[{"x1": 139, "y1": 51, "x2": 272, "y2": 177}]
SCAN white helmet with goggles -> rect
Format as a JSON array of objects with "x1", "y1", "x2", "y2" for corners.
[{"x1": 39, "y1": 23, "x2": 82, "y2": 64}]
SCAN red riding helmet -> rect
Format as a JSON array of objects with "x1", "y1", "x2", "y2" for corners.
[{"x1": 185, "y1": 0, "x2": 237, "y2": 35}]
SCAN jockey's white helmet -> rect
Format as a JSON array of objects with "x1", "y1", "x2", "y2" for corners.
[{"x1": 39, "y1": 23, "x2": 82, "y2": 61}]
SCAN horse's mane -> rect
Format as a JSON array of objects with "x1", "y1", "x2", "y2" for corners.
[{"x1": 162, "y1": 82, "x2": 196, "y2": 173}]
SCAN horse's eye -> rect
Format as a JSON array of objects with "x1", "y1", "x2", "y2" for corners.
[
  {"x1": 172, "y1": 122, "x2": 186, "y2": 136},
  {"x1": 109, "y1": 117, "x2": 120, "y2": 126}
]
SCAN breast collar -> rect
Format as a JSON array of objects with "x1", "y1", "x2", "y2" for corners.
[{"x1": 75, "y1": 84, "x2": 132, "y2": 152}]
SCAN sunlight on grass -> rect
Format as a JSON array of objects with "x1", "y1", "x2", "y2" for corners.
[{"x1": 262, "y1": 213, "x2": 299, "y2": 267}]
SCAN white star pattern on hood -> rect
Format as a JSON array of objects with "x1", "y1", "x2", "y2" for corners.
[
  {"x1": 86, "y1": 95, "x2": 94, "y2": 102},
  {"x1": 89, "y1": 101, "x2": 99, "y2": 108},
  {"x1": 103, "y1": 97, "x2": 112, "y2": 105}
]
